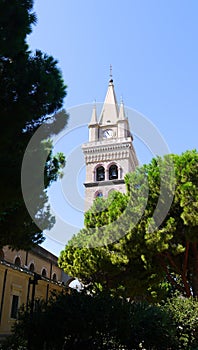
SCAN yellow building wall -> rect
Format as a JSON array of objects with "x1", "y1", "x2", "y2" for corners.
[
  {"x1": 0, "y1": 246, "x2": 69, "y2": 339},
  {"x1": 0, "y1": 264, "x2": 29, "y2": 336},
  {"x1": 2, "y1": 246, "x2": 62, "y2": 282}
]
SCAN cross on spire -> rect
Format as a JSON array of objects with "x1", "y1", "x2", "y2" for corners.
[{"x1": 109, "y1": 64, "x2": 113, "y2": 81}]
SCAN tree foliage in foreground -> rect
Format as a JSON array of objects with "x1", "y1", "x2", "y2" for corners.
[
  {"x1": 59, "y1": 150, "x2": 198, "y2": 300},
  {"x1": 3, "y1": 291, "x2": 198, "y2": 350},
  {"x1": 163, "y1": 294, "x2": 198, "y2": 349},
  {"x1": 0, "y1": 0, "x2": 68, "y2": 249}
]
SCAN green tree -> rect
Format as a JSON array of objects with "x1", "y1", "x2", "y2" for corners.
[
  {"x1": 0, "y1": 0, "x2": 68, "y2": 249},
  {"x1": 163, "y1": 294, "x2": 198, "y2": 349},
  {"x1": 59, "y1": 150, "x2": 198, "y2": 300},
  {"x1": 2, "y1": 290, "x2": 176, "y2": 350}
]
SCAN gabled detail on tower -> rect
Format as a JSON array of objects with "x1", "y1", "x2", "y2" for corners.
[
  {"x1": 89, "y1": 103, "x2": 98, "y2": 125},
  {"x1": 89, "y1": 103, "x2": 99, "y2": 142},
  {"x1": 118, "y1": 99, "x2": 125, "y2": 120},
  {"x1": 82, "y1": 77, "x2": 138, "y2": 211},
  {"x1": 117, "y1": 99, "x2": 132, "y2": 139}
]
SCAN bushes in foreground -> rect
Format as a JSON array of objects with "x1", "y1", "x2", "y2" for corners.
[{"x1": 2, "y1": 290, "x2": 198, "y2": 350}]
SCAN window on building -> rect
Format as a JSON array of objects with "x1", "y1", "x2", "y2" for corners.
[
  {"x1": 34, "y1": 299, "x2": 41, "y2": 312},
  {"x1": 14, "y1": 257, "x2": 21, "y2": 266},
  {"x1": 96, "y1": 166, "x2": 105, "y2": 181},
  {"x1": 52, "y1": 273, "x2": 57, "y2": 281},
  {"x1": 41, "y1": 268, "x2": 47, "y2": 277},
  {"x1": 10, "y1": 295, "x2": 19, "y2": 319},
  {"x1": 29, "y1": 263, "x2": 35, "y2": 272},
  {"x1": 109, "y1": 164, "x2": 118, "y2": 180},
  {"x1": 95, "y1": 191, "x2": 103, "y2": 198}
]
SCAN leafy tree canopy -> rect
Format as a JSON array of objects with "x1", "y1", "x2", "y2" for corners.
[
  {"x1": 59, "y1": 150, "x2": 198, "y2": 300},
  {"x1": 0, "y1": 0, "x2": 68, "y2": 249}
]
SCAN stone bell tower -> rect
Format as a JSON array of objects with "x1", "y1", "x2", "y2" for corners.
[{"x1": 82, "y1": 75, "x2": 138, "y2": 210}]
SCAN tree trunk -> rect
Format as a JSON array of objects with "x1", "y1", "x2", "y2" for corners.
[
  {"x1": 192, "y1": 242, "x2": 198, "y2": 297},
  {"x1": 181, "y1": 242, "x2": 192, "y2": 297}
]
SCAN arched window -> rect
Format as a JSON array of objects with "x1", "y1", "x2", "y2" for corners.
[
  {"x1": 14, "y1": 257, "x2": 21, "y2": 266},
  {"x1": 96, "y1": 166, "x2": 105, "y2": 181},
  {"x1": 41, "y1": 268, "x2": 47, "y2": 277},
  {"x1": 52, "y1": 273, "x2": 57, "y2": 281},
  {"x1": 108, "y1": 189, "x2": 115, "y2": 195},
  {"x1": 29, "y1": 263, "x2": 35, "y2": 272},
  {"x1": 109, "y1": 164, "x2": 118, "y2": 180},
  {"x1": 95, "y1": 191, "x2": 103, "y2": 198}
]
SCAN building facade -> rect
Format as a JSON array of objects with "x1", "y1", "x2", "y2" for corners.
[
  {"x1": 82, "y1": 78, "x2": 138, "y2": 210},
  {"x1": 0, "y1": 245, "x2": 71, "y2": 339}
]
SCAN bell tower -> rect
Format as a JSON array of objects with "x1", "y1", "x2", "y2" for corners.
[{"x1": 82, "y1": 76, "x2": 138, "y2": 210}]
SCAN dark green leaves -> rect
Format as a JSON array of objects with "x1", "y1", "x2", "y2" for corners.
[{"x1": 60, "y1": 150, "x2": 198, "y2": 300}]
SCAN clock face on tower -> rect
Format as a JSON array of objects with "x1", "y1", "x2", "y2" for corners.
[{"x1": 103, "y1": 129, "x2": 113, "y2": 139}]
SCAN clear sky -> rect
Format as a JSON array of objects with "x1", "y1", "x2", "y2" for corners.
[{"x1": 28, "y1": 0, "x2": 198, "y2": 256}]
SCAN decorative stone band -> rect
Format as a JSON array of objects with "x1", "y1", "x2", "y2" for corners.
[
  {"x1": 84, "y1": 179, "x2": 125, "y2": 188},
  {"x1": 84, "y1": 151, "x2": 131, "y2": 164},
  {"x1": 82, "y1": 141, "x2": 135, "y2": 164},
  {"x1": 82, "y1": 141, "x2": 132, "y2": 154}
]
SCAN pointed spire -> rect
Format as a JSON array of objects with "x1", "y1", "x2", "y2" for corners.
[
  {"x1": 89, "y1": 102, "x2": 98, "y2": 125},
  {"x1": 118, "y1": 98, "x2": 126, "y2": 120},
  {"x1": 99, "y1": 72, "x2": 119, "y2": 124}
]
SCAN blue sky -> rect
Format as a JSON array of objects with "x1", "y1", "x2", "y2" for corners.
[{"x1": 28, "y1": 0, "x2": 198, "y2": 256}]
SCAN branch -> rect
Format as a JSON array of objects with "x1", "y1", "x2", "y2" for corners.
[
  {"x1": 157, "y1": 254, "x2": 185, "y2": 295},
  {"x1": 181, "y1": 272, "x2": 192, "y2": 297},
  {"x1": 182, "y1": 241, "x2": 189, "y2": 276},
  {"x1": 165, "y1": 252, "x2": 181, "y2": 274},
  {"x1": 159, "y1": 252, "x2": 192, "y2": 297}
]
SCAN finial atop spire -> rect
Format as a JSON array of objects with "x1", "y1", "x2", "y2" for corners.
[
  {"x1": 109, "y1": 64, "x2": 113, "y2": 83},
  {"x1": 118, "y1": 97, "x2": 126, "y2": 120}
]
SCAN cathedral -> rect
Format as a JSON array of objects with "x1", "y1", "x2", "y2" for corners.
[{"x1": 82, "y1": 76, "x2": 138, "y2": 210}]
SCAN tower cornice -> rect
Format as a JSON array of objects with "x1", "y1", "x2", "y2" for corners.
[
  {"x1": 82, "y1": 140, "x2": 135, "y2": 165},
  {"x1": 82, "y1": 138, "x2": 133, "y2": 154},
  {"x1": 84, "y1": 179, "x2": 125, "y2": 188}
]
